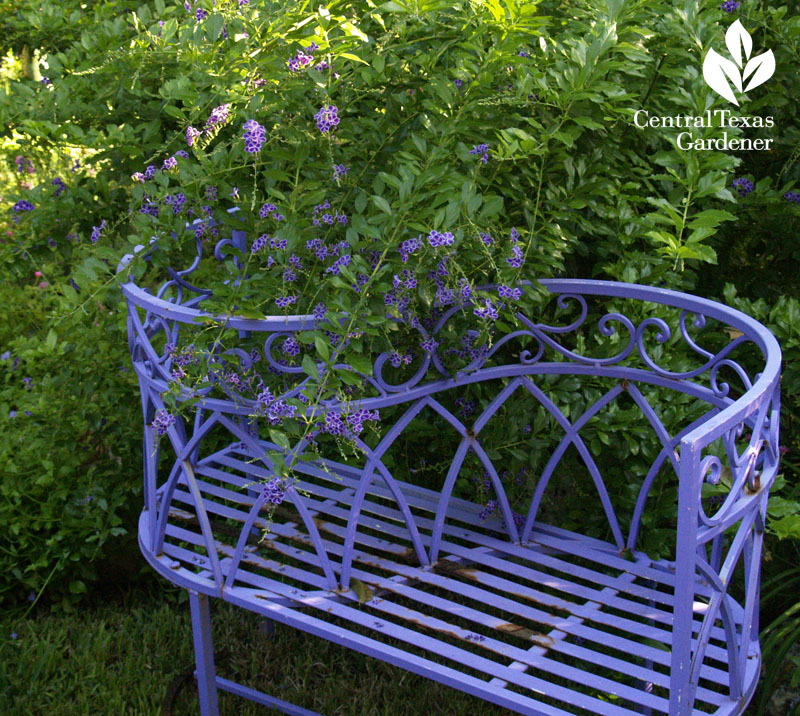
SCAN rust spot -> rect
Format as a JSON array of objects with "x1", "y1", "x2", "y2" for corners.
[
  {"x1": 496, "y1": 623, "x2": 554, "y2": 648},
  {"x1": 621, "y1": 379, "x2": 630, "y2": 390}
]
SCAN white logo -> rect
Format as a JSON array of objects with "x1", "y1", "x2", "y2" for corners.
[{"x1": 703, "y1": 20, "x2": 775, "y2": 106}]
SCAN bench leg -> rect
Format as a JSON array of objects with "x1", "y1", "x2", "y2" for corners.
[{"x1": 189, "y1": 590, "x2": 220, "y2": 716}]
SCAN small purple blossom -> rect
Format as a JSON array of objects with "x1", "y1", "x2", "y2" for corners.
[
  {"x1": 282, "y1": 336, "x2": 301, "y2": 357},
  {"x1": 313, "y1": 303, "x2": 327, "y2": 320},
  {"x1": 243, "y1": 119, "x2": 267, "y2": 153},
  {"x1": 721, "y1": 0, "x2": 740, "y2": 12},
  {"x1": 90, "y1": 219, "x2": 107, "y2": 244},
  {"x1": 427, "y1": 230, "x2": 455, "y2": 248},
  {"x1": 733, "y1": 178, "x2": 754, "y2": 197},
  {"x1": 275, "y1": 295, "x2": 297, "y2": 309},
  {"x1": 474, "y1": 299, "x2": 499, "y2": 321},
  {"x1": 206, "y1": 104, "x2": 230, "y2": 131},
  {"x1": 314, "y1": 105, "x2": 340, "y2": 134},
  {"x1": 507, "y1": 245, "x2": 524, "y2": 268},
  {"x1": 262, "y1": 476, "x2": 288, "y2": 506},
  {"x1": 152, "y1": 410, "x2": 176, "y2": 436},
  {"x1": 186, "y1": 126, "x2": 202, "y2": 146},
  {"x1": 420, "y1": 337, "x2": 438, "y2": 352},
  {"x1": 333, "y1": 164, "x2": 349, "y2": 181},
  {"x1": 162, "y1": 156, "x2": 178, "y2": 171},
  {"x1": 51, "y1": 177, "x2": 66, "y2": 197},
  {"x1": 259, "y1": 202, "x2": 277, "y2": 218},
  {"x1": 469, "y1": 143, "x2": 489, "y2": 163},
  {"x1": 498, "y1": 285, "x2": 523, "y2": 300}
]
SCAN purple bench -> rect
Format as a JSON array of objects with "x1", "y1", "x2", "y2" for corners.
[{"x1": 121, "y1": 230, "x2": 781, "y2": 716}]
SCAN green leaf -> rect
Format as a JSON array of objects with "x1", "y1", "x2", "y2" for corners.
[
  {"x1": 351, "y1": 578, "x2": 374, "y2": 603},
  {"x1": 372, "y1": 195, "x2": 392, "y2": 215},
  {"x1": 340, "y1": 52, "x2": 369, "y2": 66},
  {"x1": 314, "y1": 336, "x2": 330, "y2": 361},
  {"x1": 269, "y1": 430, "x2": 291, "y2": 450},
  {"x1": 205, "y1": 14, "x2": 224, "y2": 42},
  {"x1": 349, "y1": 355, "x2": 374, "y2": 375},
  {"x1": 301, "y1": 354, "x2": 319, "y2": 380}
]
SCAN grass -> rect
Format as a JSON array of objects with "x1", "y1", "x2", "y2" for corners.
[{"x1": 0, "y1": 577, "x2": 513, "y2": 716}]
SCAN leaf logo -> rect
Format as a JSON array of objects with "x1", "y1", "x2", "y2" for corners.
[{"x1": 702, "y1": 20, "x2": 775, "y2": 105}]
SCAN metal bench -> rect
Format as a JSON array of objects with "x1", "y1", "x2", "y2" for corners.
[{"x1": 120, "y1": 229, "x2": 781, "y2": 716}]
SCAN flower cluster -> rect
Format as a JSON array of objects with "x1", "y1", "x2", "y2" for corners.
[
  {"x1": 721, "y1": 0, "x2": 741, "y2": 12},
  {"x1": 51, "y1": 177, "x2": 66, "y2": 197},
  {"x1": 507, "y1": 245, "x2": 524, "y2": 268},
  {"x1": 314, "y1": 105, "x2": 340, "y2": 134},
  {"x1": 333, "y1": 164, "x2": 349, "y2": 181},
  {"x1": 427, "y1": 230, "x2": 454, "y2": 248},
  {"x1": 398, "y1": 235, "x2": 423, "y2": 262},
  {"x1": 497, "y1": 285, "x2": 522, "y2": 300},
  {"x1": 206, "y1": 104, "x2": 230, "y2": 131},
  {"x1": 784, "y1": 191, "x2": 800, "y2": 204},
  {"x1": 287, "y1": 45, "x2": 316, "y2": 72},
  {"x1": 90, "y1": 219, "x2": 107, "y2": 243},
  {"x1": 261, "y1": 476, "x2": 289, "y2": 506},
  {"x1": 152, "y1": 409, "x2": 176, "y2": 436},
  {"x1": 11, "y1": 200, "x2": 35, "y2": 223},
  {"x1": 474, "y1": 298, "x2": 499, "y2": 321},
  {"x1": 165, "y1": 193, "x2": 188, "y2": 215},
  {"x1": 469, "y1": 143, "x2": 489, "y2": 163},
  {"x1": 321, "y1": 408, "x2": 380, "y2": 438},
  {"x1": 255, "y1": 387, "x2": 297, "y2": 424},
  {"x1": 275, "y1": 295, "x2": 297, "y2": 309},
  {"x1": 243, "y1": 119, "x2": 267, "y2": 153},
  {"x1": 282, "y1": 336, "x2": 301, "y2": 357},
  {"x1": 733, "y1": 178, "x2": 754, "y2": 197},
  {"x1": 186, "y1": 126, "x2": 202, "y2": 147}
]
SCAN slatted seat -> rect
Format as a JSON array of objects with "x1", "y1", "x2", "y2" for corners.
[{"x1": 122, "y1": 254, "x2": 781, "y2": 716}]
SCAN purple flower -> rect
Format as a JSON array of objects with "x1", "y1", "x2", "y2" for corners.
[
  {"x1": 282, "y1": 336, "x2": 301, "y2": 357},
  {"x1": 186, "y1": 126, "x2": 202, "y2": 146},
  {"x1": 275, "y1": 295, "x2": 297, "y2": 309},
  {"x1": 510, "y1": 227, "x2": 521, "y2": 242},
  {"x1": 314, "y1": 105, "x2": 340, "y2": 134},
  {"x1": 420, "y1": 337, "x2": 438, "y2": 352},
  {"x1": 262, "y1": 476, "x2": 288, "y2": 505},
  {"x1": 325, "y1": 254, "x2": 351, "y2": 275},
  {"x1": 251, "y1": 234, "x2": 270, "y2": 253},
  {"x1": 259, "y1": 202, "x2": 277, "y2": 218},
  {"x1": 51, "y1": 177, "x2": 66, "y2": 197},
  {"x1": 270, "y1": 237, "x2": 288, "y2": 250},
  {"x1": 455, "y1": 397, "x2": 475, "y2": 417},
  {"x1": 12, "y1": 200, "x2": 35, "y2": 214},
  {"x1": 479, "y1": 232, "x2": 493, "y2": 246},
  {"x1": 152, "y1": 409, "x2": 176, "y2": 436},
  {"x1": 518, "y1": 49, "x2": 530, "y2": 58},
  {"x1": 733, "y1": 178, "x2": 754, "y2": 197},
  {"x1": 721, "y1": 0, "x2": 740, "y2": 11},
  {"x1": 469, "y1": 143, "x2": 489, "y2": 163},
  {"x1": 454, "y1": 78, "x2": 463, "y2": 89},
  {"x1": 474, "y1": 299, "x2": 499, "y2": 321},
  {"x1": 90, "y1": 219, "x2": 107, "y2": 243},
  {"x1": 784, "y1": 191, "x2": 800, "y2": 204},
  {"x1": 283, "y1": 268, "x2": 297, "y2": 282},
  {"x1": 498, "y1": 285, "x2": 522, "y2": 300},
  {"x1": 427, "y1": 230, "x2": 454, "y2": 248},
  {"x1": 333, "y1": 164, "x2": 349, "y2": 181},
  {"x1": 206, "y1": 104, "x2": 230, "y2": 131},
  {"x1": 143, "y1": 164, "x2": 157, "y2": 180},
  {"x1": 195, "y1": 8, "x2": 208, "y2": 21},
  {"x1": 507, "y1": 245, "x2": 523, "y2": 268},
  {"x1": 162, "y1": 156, "x2": 178, "y2": 171},
  {"x1": 243, "y1": 119, "x2": 267, "y2": 153},
  {"x1": 313, "y1": 303, "x2": 327, "y2": 320}
]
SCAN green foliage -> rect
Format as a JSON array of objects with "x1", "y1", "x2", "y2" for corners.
[{"x1": 0, "y1": 0, "x2": 798, "y2": 643}]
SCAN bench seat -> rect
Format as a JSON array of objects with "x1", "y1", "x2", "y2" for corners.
[{"x1": 139, "y1": 441, "x2": 757, "y2": 716}]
